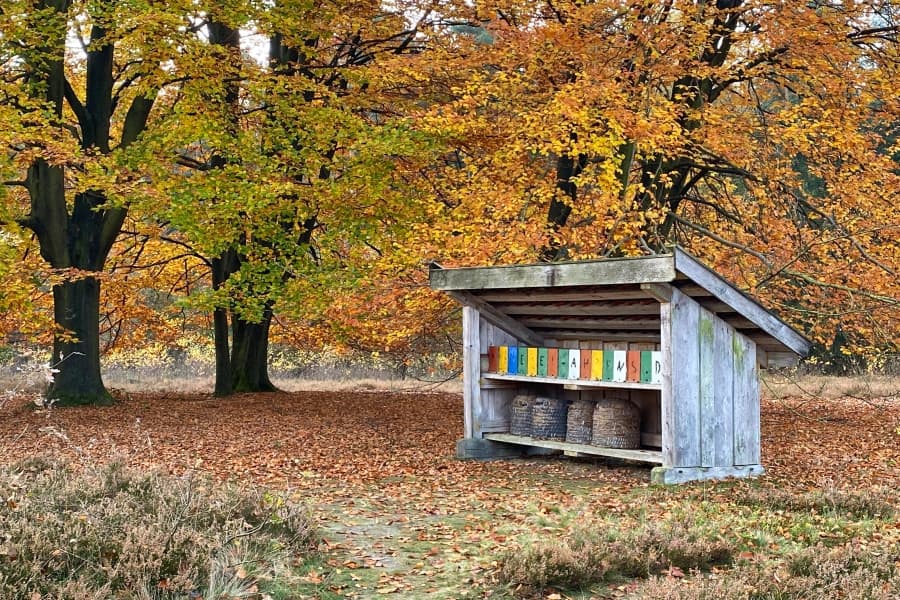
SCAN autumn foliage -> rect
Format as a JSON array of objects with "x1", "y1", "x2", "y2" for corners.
[{"x1": 1, "y1": 0, "x2": 898, "y2": 391}]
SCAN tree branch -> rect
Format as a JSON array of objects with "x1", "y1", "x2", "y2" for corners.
[{"x1": 63, "y1": 76, "x2": 90, "y2": 137}]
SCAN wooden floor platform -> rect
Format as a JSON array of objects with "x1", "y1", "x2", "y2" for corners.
[{"x1": 483, "y1": 433, "x2": 664, "y2": 464}]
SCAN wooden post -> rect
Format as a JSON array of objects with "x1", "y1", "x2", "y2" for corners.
[
  {"x1": 462, "y1": 306, "x2": 480, "y2": 439},
  {"x1": 671, "y1": 288, "x2": 701, "y2": 468},
  {"x1": 660, "y1": 299, "x2": 675, "y2": 467}
]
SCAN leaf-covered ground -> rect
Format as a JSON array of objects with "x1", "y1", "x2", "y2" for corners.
[{"x1": 1, "y1": 387, "x2": 898, "y2": 598}]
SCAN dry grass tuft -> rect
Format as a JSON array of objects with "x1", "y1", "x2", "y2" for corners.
[{"x1": 762, "y1": 373, "x2": 899, "y2": 402}]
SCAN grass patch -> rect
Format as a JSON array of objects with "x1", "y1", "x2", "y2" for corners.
[{"x1": 0, "y1": 457, "x2": 318, "y2": 599}]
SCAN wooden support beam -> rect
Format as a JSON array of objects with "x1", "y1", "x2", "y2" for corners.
[
  {"x1": 447, "y1": 290, "x2": 544, "y2": 347},
  {"x1": 476, "y1": 289, "x2": 653, "y2": 302},
  {"x1": 674, "y1": 248, "x2": 811, "y2": 357},
  {"x1": 495, "y1": 301, "x2": 661, "y2": 317},
  {"x1": 651, "y1": 464, "x2": 764, "y2": 484},
  {"x1": 641, "y1": 282, "x2": 675, "y2": 303},
  {"x1": 430, "y1": 255, "x2": 676, "y2": 291},
  {"x1": 537, "y1": 330, "x2": 662, "y2": 342},
  {"x1": 520, "y1": 317, "x2": 662, "y2": 330},
  {"x1": 462, "y1": 307, "x2": 479, "y2": 439}
]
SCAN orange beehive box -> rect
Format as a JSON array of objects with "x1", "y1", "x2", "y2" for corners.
[
  {"x1": 626, "y1": 350, "x2": 641, "y2": 382},
  {"x1": 487, "y1": 346, "x2": 499, "y2": 372},
  {"x1": 580, "y1": 350, "x2": 592, "y2": 380}
]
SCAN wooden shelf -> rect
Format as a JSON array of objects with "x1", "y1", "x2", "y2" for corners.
[
  {"x1": 484, "y1": 433, "x2": 664, "y2": 464},
  {"x1": 481, "y1": 372, "x2": 661, "y2": 391}
]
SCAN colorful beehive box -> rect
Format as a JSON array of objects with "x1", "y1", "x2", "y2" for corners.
[
  {"x1": 626, "y1": 351, "x2": 641, "y2": 382},
  {"x1": 548, "y1": 348, "x2": 559, "y2": 377},
  {"x1": 640, "y1": 351, "x2": 653, "y2": 383},
  {"x1": 507, "y1": 346, "x2": 518, "y2": 375},
  {"x1": 591, "y1": 350, "x2": 603, "y2": 380},
  {"x1": 651, "y1": 351, "x2": 663, "y2": 384},
  {"x1": 558, "y1": 348, "x2": 569, "y2": 379},
  {"x1": 488, "y1": 346, "x2": 498, "y2": 372},
  {"x1": 567, "y1": 349, "x2": 580, "y2": 379},
  {"x1": 580, "y1": 350, "x2": 592, "y2": 380},
  {"x1": 517, "y1": 346, "x2": 528, "y2": 375},
  {"x1": 498, "y1": 346, "x2": 508, "y2": 373},
  {"x1": 613, "y1": 350, "x2": 628, "y2": 382},
  {"x1": 602, "y1": 351, "x2": 615, "y2": 382},
  {"x1": 527, "y1": 347, "x2": 538, "y2": 376},
  {"x1": 537, "y1": 348, "x2": 548, "y2": 377}
]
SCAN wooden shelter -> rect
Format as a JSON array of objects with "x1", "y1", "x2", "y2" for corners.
[{"x1": 430, "y1": 248, "x2": 811, "y2": 484}]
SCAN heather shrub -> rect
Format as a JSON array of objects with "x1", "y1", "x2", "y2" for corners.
[
  {"x1": 499, "y1": 512, "x2": 735, "y2": 592},
  {"x1": 735, "y1": 486, "x2": 896, "y2": 520},
  {"x1": 635, "y1": 543, "x2": 900, "y2": 600},
  {"x1": 0, "y1": 459, "x2": 317, "y2": 599}
]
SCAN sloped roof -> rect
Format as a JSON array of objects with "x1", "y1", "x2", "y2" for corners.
[{"x1": 429, "y1": 247, "x2": 811, "y2": 358}]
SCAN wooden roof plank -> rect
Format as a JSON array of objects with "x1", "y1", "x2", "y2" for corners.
[
  {"x1": 673, "y1": 248, "x2": 811, "y2": 356},
  {"x1": 430, "y1": 255, "x2": 676, "y2": 291}
]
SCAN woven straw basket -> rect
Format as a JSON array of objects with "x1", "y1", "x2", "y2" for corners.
[
  {"x1": 565, "y1": 399, "x2": 595, "y2": 444},
  {"x1": 591, "y1": 398, "x2": 640, "y2": 449},
  {"x1": 532, "y1": 396, "x2": 568, "y2": 441},
  {"x1": 509, "y1": 394, "x2": 535, "y2": 437}
]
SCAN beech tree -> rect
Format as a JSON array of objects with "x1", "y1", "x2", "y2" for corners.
[
  {"x1": 143, "y1": 0, "x2": 434, "y2": 394},
  {"x1": 0, "y1": 0, "x2": 209, "y2": 404}
]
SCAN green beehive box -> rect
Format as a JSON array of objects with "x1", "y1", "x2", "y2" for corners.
[
  {"x1": 558, "y1": 348, "x2": 569, "y2": 379},
  {"x1": 517, "y1": 346, "x2": 528, "y2": 375},
  {"x1": 640, "y1": 351, "x2": 653, "y2": 382},
  {"x1": 537, "y1": 348, "x2": 548, "y2": 377},
  {"x1": 602, "y1": 351, "x2": 615, "y2": 382}
]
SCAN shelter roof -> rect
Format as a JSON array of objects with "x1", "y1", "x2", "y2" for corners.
[{"x1": 429, "y1": 247, "x2": 811, "y2": 359}]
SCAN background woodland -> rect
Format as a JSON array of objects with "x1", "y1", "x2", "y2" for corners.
[{"x1": 1, "y1": 0, "x2": 898, "y2": 404}]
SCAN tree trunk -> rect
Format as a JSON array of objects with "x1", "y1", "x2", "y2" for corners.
[
  {"x1": 230, "y1": 304, "x2": 277, "y2": 393},
  {"x1": 46, "y1": 276, "x2": 112, "y2": 405},
  {"x1": 210, "y1": 253, "x2": 278, "y2": 396},
  {"x1": 27, "y1": 161, "x2": 120, "y2": 406},
  {"x1": 211, "y1": 253, "x2": 235, "y2": 397}
]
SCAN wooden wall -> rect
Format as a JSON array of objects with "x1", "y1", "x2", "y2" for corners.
[{"x1": 664, "y1": 289, "x2": 760, "y2": 469}]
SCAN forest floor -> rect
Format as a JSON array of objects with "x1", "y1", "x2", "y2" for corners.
[{"x1": 1, "y1": 379, "x2": 899, "y2": 599}]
